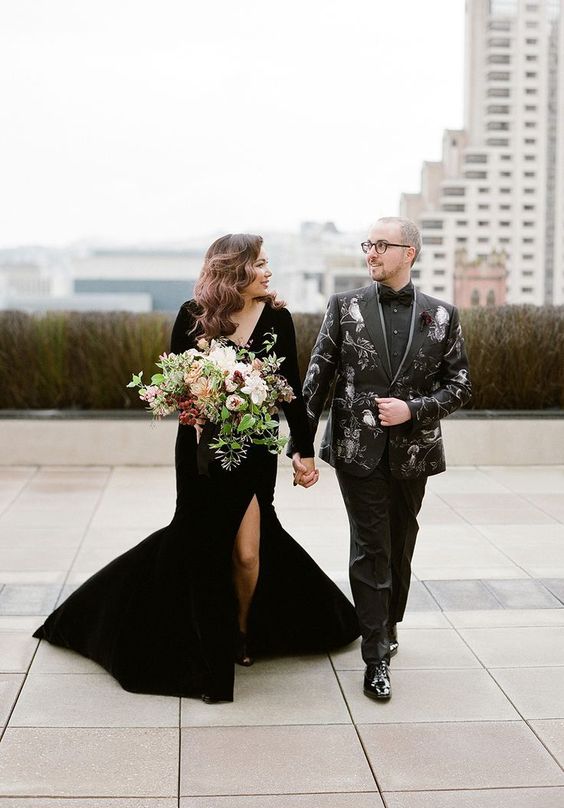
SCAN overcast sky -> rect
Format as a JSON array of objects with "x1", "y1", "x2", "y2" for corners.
[{"x1": 0, "y1": 0, "x2": 465, "y2": 247}]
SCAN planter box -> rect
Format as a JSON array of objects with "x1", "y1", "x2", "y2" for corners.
[{"x1": 0, "y1": 411, "x2": 562, "y2": 466}]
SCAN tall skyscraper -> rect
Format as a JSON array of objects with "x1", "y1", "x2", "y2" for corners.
[{"x1": 401, "y1": 0, "x2": 562, "y2": 306}]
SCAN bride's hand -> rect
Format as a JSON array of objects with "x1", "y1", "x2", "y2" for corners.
[
  {"x1": 292, "y1": 454, "x2": 319, "y2": 488},
  {"x1": 194, "y1": 416, "x2": 205, "y2": 444}
]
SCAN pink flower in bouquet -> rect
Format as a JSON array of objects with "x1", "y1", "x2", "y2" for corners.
[
  {"x1": 140, "y1": 385, "x2": 160, "y2": 403},
  {"x1": 184, "y1": 364, "x2": 203, "y2": 386},
  {"x1": 225, "y1": 394, "x2": 245, "y2": 411},
  {"x1": 225, "y1": 369, "x2": 246, "y2": 393},
  {"x1": 191, "y1": 376, "x2": 214, "y2": 399}
]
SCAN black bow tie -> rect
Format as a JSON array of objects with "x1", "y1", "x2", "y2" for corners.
[{"x1": 378, "y1": 284, "x2": 413, "y2": 306}]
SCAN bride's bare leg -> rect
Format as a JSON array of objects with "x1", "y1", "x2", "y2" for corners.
[{"x1": 232, "y1": 495, "x2": 260, "y2": 637}]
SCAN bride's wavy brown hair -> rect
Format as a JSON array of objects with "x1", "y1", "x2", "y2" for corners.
[{"x1": 193, "y1": 233, "x2": 284, "y2": 338}]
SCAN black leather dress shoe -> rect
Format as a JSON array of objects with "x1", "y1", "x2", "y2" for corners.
[
  {"x1": 389, "y1": 624, "x2": 399, "y2": 658},
  {"x1": 363, "y1": 660, "x2": 391, "y2": 700}
]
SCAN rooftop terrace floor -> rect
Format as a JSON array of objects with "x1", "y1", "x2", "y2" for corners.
[{"x1": 0, "y1": 464, "x2": 563, "y2": 805}]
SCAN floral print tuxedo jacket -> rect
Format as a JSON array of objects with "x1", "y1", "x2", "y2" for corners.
[{"x1": 296, "y1": 282, "x2": 472, "y2": 479}]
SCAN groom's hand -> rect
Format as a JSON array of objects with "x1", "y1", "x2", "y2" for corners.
[
  {"x1": 292, "y1": 453, "x2": 319, "y2": 488},
  {"x1": 375, "y1": 397, "x2": 412, "y2": 427}
]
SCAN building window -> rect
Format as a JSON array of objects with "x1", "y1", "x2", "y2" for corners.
[
  {"x1": 478, "y1": 221, "x2": 490, "y2": 227},
  {"x1": 525, "y1": 72, "x2": 537, "y2": 79},
  {"x1": 471, "y1": 289, "x2": 480, "y2": 306},
  {"x1": 488, "y1": 71, "x2": 510, "y2": 81},
  {"x1": 525, "y1": 55, "x2": 537, "y2": 61},
  {"x1": 433, "y1": 253, "x2": 446, "y2": 259},
  {"x1": 525, "y1": 88, "x2": 537, "y2": 95},
  {"x1": 522, "y1": 254, "x2": 534, "y2": 260},
  {"x1": 465, "y1": 170, "x2": 488, "y2": 178},
  {"x1": 500, "y1": 154, "x2": 511, "y2": 160},
  {"x1": 442, "y1": 203, "x2": 465, "y2": 212},
  {"x1": 478, "y1": 188, "x2": 490, "y2": 193},
  {"x1": 500, "y1": 188, "x2": 511, "y2": 193},
  {"x1": 524, "y1": 188, "x2": 535, "y2": 194},
  {"x1": 488, "y1": 54, "x2": 510, "y2": 64},
  {"x1": 435, "y1": 269, "x2": 446, "y2": 276},
  {"x1": 525, "y1": 38, "x2": 538, "y2": 45},
  {"x1": 488, "y1": 37, "x2": 511, "y2": 47},
  {"x1": 521, "y1": 287, "x2": 533, "y2": 293},
  {"x1": 465, "y1": 154, "x2": 488, "y2": 163},
  {"x1": 523, "y1": 237, "x2": 534, "y2": 243},
  {"x1": 524, "y1": 171, "x2": 535, "y2": 177},
  {"x1": 478, "y1": 237, "x2": 489, "y2": 243},
  {"x1": 499, "y1": 237, "x2": 510, "y2": 244},
  {"x1": 524, "y1": 139, "x2": 536, "y2": 145},
  {"x1": 489, "y1": 20, "x2": 511, "y2": 31},
  {"x1": 443, "y1": 187, "x2": 465, "y2": 196},
  {"x1": 433, "y1": 286, "x2": 445, "y2": 294},
  {"x1": 487, "y1": 105, "x2": 510, "y2": 114},
  {"x1": 478, "y1": 204, "x2": 490, "y2": 210},
  {"x1": 525, "y1": 121, "x2": 536, "y2": 128},
  {"x1": 422, "y1": 236, "x2": 443, "y2": 245},
  {"x1": 487, "y1": 121, "x2": 509, "y2": 130},
  {"x1": 421, "y1": 220, "x2": 443, "y2": 229},
  {"x1": 523, "y1": 205, "x2": 535, "y2": 210},
  {"x1": 455, "y1": 220, "x2": 468, "y2": 226},
  {"x1": 500, "y1": 171, "x2": 512, "y2": 177},
  {"x1": 487, "y1": 87, "x2": 510, "y2": 97},
  {"x1": 487, "y1": 138, "x2": 510, "y2": 146},
  {"x1": 524, "y1": 155, "x2": 535, "y2": 161},
  {"x1": 456, "y1": 237, "x2": 467, "y2": 244},
  {"x1": 525, "y1": 105, "x2": 537, "y2": 111},
  {"x1": 499, "y1": 204, "x2": 511, "y2": 210},
  {"x1": 526, "y1": 20, "x2": 538, "y2": 28},
  {"x1": 487, "y1": 290, "x2": 496, "y2": 306},
  {"x1": 523, "y1": 221, "x2": 535, "y2": 227}
]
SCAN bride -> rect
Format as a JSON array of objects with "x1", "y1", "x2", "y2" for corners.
[{"x1": 34, "y1": 233, "x2": 359, "y2": 703}]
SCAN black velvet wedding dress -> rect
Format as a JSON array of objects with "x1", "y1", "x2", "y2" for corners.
[{"x1": 34, "y1": 301, "x2": 359, "y2": 701}]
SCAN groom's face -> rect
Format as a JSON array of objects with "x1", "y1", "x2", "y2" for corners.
[{"x1": 365, "y1": 223, "x2": 412, "y2": 287}]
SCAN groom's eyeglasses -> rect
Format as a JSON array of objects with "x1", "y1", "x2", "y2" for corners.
[{"x1": 361, "y1": 240, "x2": 411, "y2": 254}]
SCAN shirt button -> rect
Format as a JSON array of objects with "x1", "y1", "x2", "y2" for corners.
[
  {"x1": 393, "y1": 308, "x2": 398, "y2": 313},
  {"x1": 393, "y1": 329, "x2": 398, "y2": 335},
  {"x1": 393, "y1": 351, "x2": 398, "y2": 356}
]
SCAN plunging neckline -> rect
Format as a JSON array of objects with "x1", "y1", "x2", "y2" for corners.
[{"x1": 226, "y1": 303, "x2": 268, "y2": 348}]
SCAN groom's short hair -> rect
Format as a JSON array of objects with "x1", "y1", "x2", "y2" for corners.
[{"x1": 377, "y1": 217, "x2": 421, "y2": 267}]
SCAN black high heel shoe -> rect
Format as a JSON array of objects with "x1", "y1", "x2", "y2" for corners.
[{"x1": 235, "y1": 631, "x2": 254, "y2": 666}]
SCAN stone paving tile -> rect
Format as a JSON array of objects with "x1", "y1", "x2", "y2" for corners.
[
  {"x1": 357, "y1": 722, "x2": 564, "y2": 791},
  {"x1": 0, "y1": 728, "x2": 179, "y2": 797},
  {"x1": 382, "y1": 787, "x2": 564, "y2": 808},
  {"x1": 0, "y1": 544, "x2": 78, "y2": 573},
  {"x1": 475, "y1": 525, "x2": 564, "y2": 578},
  {"x1": 337, "y1": 669, "x2": 519, "y2": 723},
  {"x1": 404, "y1": 581, "x2": 440, "y2": 612},
  {"x1": 458, "y1": 627, "x2": 564, "y2": 667},
  {"x1": 423, "y1": 580, "x2": 503, "y2": 610},
  {"x1": 0, "y1": 633, "x2": 38, "y2": 673},
  {"x1": 484, "y1": 579, "x2": 562, "y2": 609},
  {"x1": 181, "y1": 796, "x2": 384, "y2": 807},
  {"x1": 28, "y1": 642, "x2": 102, "y2": 674},
  {"x1": 491, "y1": 667, "x2": 564, "y2": 719},
  {"x1": 180, "y1": 725, "x2": 375, "y2": 796},
  {"x1": 0, "y1": 675, "x2": 24, "y2": 728},
  {"x1": 0, "y1": 585, "x2": 62, "y2": 616},
  {"x1": 530, "y1": 720, "x2": 564, "y2": 765},
  {"x1": 428, "y1": 468, "x2": 512, "y2": 495},
  {"x1": 445, "y1": 609, "x2": 564, "y2": 628},
  {"x1": 330, "y1": 631, "x2": 481, "y2": 671},
  {"x1": 10, "y1": 674, "x2": 179, "y2": 728},
  {"x1": 397, "y1": 611, "x2": 451, "y2": 628},
  {"x1": 524, "y1": 494, "x2": 564, "y2": 522},
  {"x1": 542, "y1": 579, "x2": 564, "y2": 604},
  {"x1": 0, "y1": 801, "x2": 177, "y2": 808},
  {"x1": 182, "y1": 669, "x2": 350, "y2": 727},
  {"x1": 0, "y1": 509, "x2": 92, "y2": 530},
  {"x1": 477, "y1": 466, "x2": 564, "y2": 495},
  {"x1": 0, "y1": 617, "x2": 45, "y2": 632}
]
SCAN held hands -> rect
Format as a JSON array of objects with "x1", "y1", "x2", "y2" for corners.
[
  {"x1": 374, "y1": 397, "x2": 412, "y2": 427},
  {"x1": 292, "y1": 453, "x2": 319, "y2": 489}
]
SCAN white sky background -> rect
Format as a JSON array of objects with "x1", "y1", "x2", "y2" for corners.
[{"x1": 0, "y1": 0, "x2": 465, "y2": 247}]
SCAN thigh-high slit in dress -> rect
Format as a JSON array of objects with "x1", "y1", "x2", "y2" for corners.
[{"x1": 33, "y1": 301, "x2": 360, "y2": 701}]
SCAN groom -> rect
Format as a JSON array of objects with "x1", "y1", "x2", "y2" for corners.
[{"x1": 292, "y1": 216, "x2": 471, "y2": 700}]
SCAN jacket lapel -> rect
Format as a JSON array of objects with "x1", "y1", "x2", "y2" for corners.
[
  {"x1": 392, "y1": 288, "x2": 428, "y2": 383},
  {"x1": 358, "y1": 283, "x2": 392, "y2": 380}
]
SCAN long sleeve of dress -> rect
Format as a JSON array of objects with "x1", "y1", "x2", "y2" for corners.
[
  {"x1": 170, "y1": 302, "x2": 197, "y2": 354},
  {"x1": 274, "y1": 308, "x2": 315, "y2": 459}
]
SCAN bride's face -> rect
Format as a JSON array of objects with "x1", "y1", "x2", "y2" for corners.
[{"x1": 241, "y1": 247, "x2": 272, "y2": 300}]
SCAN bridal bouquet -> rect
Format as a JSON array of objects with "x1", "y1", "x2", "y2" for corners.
[{"x1": 127, "y1": 332, "x2": 294, "y2": 470}]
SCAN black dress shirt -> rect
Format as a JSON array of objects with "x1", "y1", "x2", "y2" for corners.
[{"x1": 378, "y1": 281, "x2": 414, "y2": 377}]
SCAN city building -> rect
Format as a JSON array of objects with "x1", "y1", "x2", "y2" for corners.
[{"x1": 401, "y1": 0, "x2": 563, "y2": 306}]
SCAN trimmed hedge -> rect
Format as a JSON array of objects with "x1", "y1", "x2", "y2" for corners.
[{"x1": 0, "y1": 306, "x2": 562, "y2": 410}]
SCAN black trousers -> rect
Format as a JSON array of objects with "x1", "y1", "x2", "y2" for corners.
[{"x1": 336, "y1": 451, "x2": 427, "y2": 664}]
